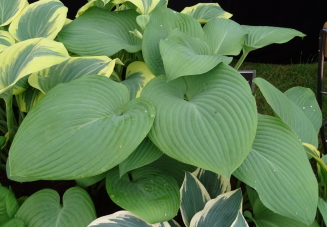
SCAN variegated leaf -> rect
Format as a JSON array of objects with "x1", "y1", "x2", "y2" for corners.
[
  {"x1": 28, "y1": 56, "x2": 117, "y2": 94},
  {"x1": 231, "y1": 212, "x2": 249, "y2": 227},
  {"x1": 9, "y1": 0, "x2": 67, "y2": 41},
  {"x1": 181, "y1": 3, "x2": 232, "y2": 23},
  {"x1": 76, "y1": 0, "x2": 115, "y2": 17},
  {"x1": 0, "y1": 31, "x2": 15, "y2": 52},
  {"x1": 0, "y1": 0, "x2": 27, "y2": 26},
  {"x1": 16, "y1": 86, "x2": 44, "y2": 112}
]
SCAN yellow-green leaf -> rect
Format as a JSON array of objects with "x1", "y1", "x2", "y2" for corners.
[
  {"x1": 16, "y1": 86, "x2": 44, "y2": 112},
  {"x1": 0, "y1": 38, "x2": 69, "y2": 95},
  {"x1": 0, "y1": 0, "x2": 28, "y2": 26},
  {"x1": 9, "y1": 0, "x2": 67, "y2": 41},
  {"x1": 0, "y1": 31, "x2": 15, "y2": 52},
  {"x1": 76, "y1": 0, "x2": 115, "y2": 17},
  {"x1": 181, "y1": 3, "x2": 232, "y2": 23}
]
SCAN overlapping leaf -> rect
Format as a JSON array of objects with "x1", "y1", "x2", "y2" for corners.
[
  {"x1": 141, "y1": 63, "x2": 257, "y2": 179},
  {"x1": 180, "y1": 172, "x2": 210, "y2": 227},
  {"x1": 0, "y1": 0, "x2": 27, "y2": 26},
  {"x1": 76, "y1": 172, "x2": 107, "y2": 188},
  {"x1": 233, "y1": 114, "x2": 318, "y2": 225},
  {"x1": 0, "y1": 185, "x2": 19, "y2": 225},
  {"x1": 254, "y1": 77, "x2": 318, "y2": 146},
  {"x1": 0, "y1": 38, "x2": 69, "y2": 96},
  {"x1": 159, "y1": 29, "x2": 232, "y2": 81},
  {"x1": 16, "y1": 86, "x2": 44, "y2": 112},
  {"x1": 76, "y1": 0, "x2": 115, "y2": 17},
  {"x1": 181, "y1": 3, "x2": 232, "y2": 23},
  {"x1": 15, "y1": 187, "x2": 96, "y2": 227},
  {"x1": 231, "y1": 212, "x2": 249, "y2": 227},
  {"x1": 0, "y1": 31, "x2": 15, "y2": 52},
  {"x1": 119, "y1": 137, "x2": 163, "y2": 177},
  {"x1": 142, "y1": 6, "x2": 204, "y2": 76},
  {"x1": 87, "y1": 211, "x2": 171, "y2": 227},
  {"x1": 8, "y1": 75, "x2": 155, "y2": 181},
  {"x1": 9, "y1": 0, "x2": 67, "y2": 41},
  {"x1": 28, "y1": 56, "x2": 117, "y2": 94},
  {"x1": 57, "y1": 8, "x2": 142, "y2": 56},
  {"x1": 189, "y1": 189, "x2": 243, "y2": 227},
  {"x1": 106, "y1": 167, "x2": 180, "y2": 224},
  {"x1": 284, "y1": 86, "x2": 322, "y2": 133},
  {"x1": 0, "y1": 218, "x2": 25, "y2": 227}
]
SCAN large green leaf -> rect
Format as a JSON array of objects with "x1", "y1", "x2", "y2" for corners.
[
  {"x1": 0, "y1": 31, "x2": 15, "y2": 52},
  {"x1": 254, "y1": 77, "x2": 318, "y2": 147},
  {"x1": 250, "y1": 195, "x2": 319, "y2": 227},
  {"x1": 141, "y1": 63, "x2": 257, "y2": 179},
  {"x1": 318, "y1": 198, "x2": 327, "y2": 226},
  {"x1": 119, "y1": 137, "x2": 163, "y2": 177},
  {"x1": 284, "y1": 87, "x2": 322, "y2": 133},
  {"x1": 242, "y1": 25, "x2": 306, "y2": 52},
  {"x1": 106, "y1": 167, "x2": 180, "y2": 224},
  {"x1": 28, "y1": 56, "x2": 117, "y2": 94},
  {"x1": 16, "y1": 187, "x2": 96, "y2": 227},
  {"x1": 0, "y1": 185, "x2": 19, "y2": 225},
  {"x1": 0, "y1": 0, "x2": 27, "y2": 26},
  {"x1": 180, "y1": 172, "x2": 210, "y2": 227},
  {"x1": 203, "y1": 18, "x2": 245, "y2": 55},
  {"x1": 0, "y1": 38, "x2": 69, "y2": 96},
  {"x1": 57, "y1": 7, "x2": 142, "y2": 56},
  {"x1": 159, "y1": 29, "x2": 232, "y2": 81},
  {"x1": 8, "y1": 0, "x2": 67, "y2": 41},
  {"x1": 192, "y1": 168, "x2": 230, "y2": 199},
  {"x1": 87, "y1": 211, "x2": 171, "y2": 227},
  {"x1": 7, "y1": 75, "x2": 155, "y2": 181},
  {"x1": 76, "y1": 172, "x2": 107, "y2": 188},
  {"x1": 142, "y1": 6, "x2": 204, "y2": 76},
  {"x1": 0, "y1": 218, "x2": 25, "y2": 227},
  {"x1": 189, "y1": 189, "x2": 243, "y2": 227},
  {"x1": 181, "y1": 3, "x2": 232, "y2": 23},
  {"x1": 233, "y1": 114, "x2": 318, "y2": 225}
]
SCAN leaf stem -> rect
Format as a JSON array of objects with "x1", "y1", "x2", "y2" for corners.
[{"x1": 234, "y1": 50, "x2": 249, "y2": 70}]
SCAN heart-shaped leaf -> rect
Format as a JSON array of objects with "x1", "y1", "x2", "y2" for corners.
[
  {"x1": 254, "y1": 77, "x2": 318, "y2": 147},
  {"x1": 141, "y1": 63, "x2": 257, "y2": 179},
  {"x1": 87, "y1": 211, "x2": 171, "y2": 227},
  {"x1": 8, "y1": 75, "x2": 155, "y2": 181},
  {"x1": 142, "y1": 6, "x2": 204, "y2": 76},
  {"x1": 8, "y1": 0, "x2": 67, "y2": 41},
  {"x1": 119, "y1": 137, "x2": 163, "y2": 177},
  {"x1": 15, "y1": 187, "x2": 96, "y2": 227},
  {"x1": 0, "y1": 31, "x2": 15, "y2": 52},
  {"x1": 57, "y1": 7, "x2": 142, "y2": 56},
  {"x1": 28, "y1": 56, "x2": 118, "y2": 94},
  {"x1": 0, "y1": 38, "x2": 69, "y2": 96},
  {"x1": 181, "y1": 3, "x2": 232, "y2": 23},
  {"x1": 106, "y1": 167, "x2": 180, "y2": 224},
  {"x1": 284, "y1": 87, "x2": 322, "y2": 133},
  {"x1": 159, "y1": 29, "x2": 232, "y2": 81},
  {"x1": 192, "y1": 168, "x2": 230, "y2": 199},
  {"x1": 189, "y1": 189, "x2": 243, "y2": 227},
  {"x1": 180, "y1": 172, "x2": 210, "y2": 227},
  {"x1": 0, "y1": 0, "x2": 27, "y2": 26},
  {"x1": 0, "y1": 185, "x2": 19, "y2": 225},
  {"x1": 233, "y1": 114, "x2": 318, "y2": 225}
]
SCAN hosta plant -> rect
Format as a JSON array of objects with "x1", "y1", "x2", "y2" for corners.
[{"x1": 0, "y1": 0, "x2": 325, "y2": 226}]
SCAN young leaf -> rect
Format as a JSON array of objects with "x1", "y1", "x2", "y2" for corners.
[
  {"x1": 8, "y1": 75, "x2": 155, "y2": 181},
  {"x1": 142, "y1": 6, "x2": 204, "y2": 76},
  {"x1": 119, "y1": 137, "x2": 163, "y2": 177},
  {"x1": 57, "y1": 8, "x2": 142, "y2": 57},
  {"x1": 0, "y1": 38, "x2": 69, "y2": 96},
  {"x1": 180, "y1": 172, "x2": 211, "y2": 227},
  {"x1": 9, "y1": 0, "x2": 67, "y2": 41},
  {"x1": 192, "y1": 168, "x2": 231, "y2": 199},
  {"x1": 28, "y1": 56, "x2": 118, "y2": 94},
  {"x1": 16, "y1": 86, "x2": 44, "y2": 112},
  {"x1": 87, "y1": 211, "x2": 171, "y2": 227},
  {"x1": 125, "y1": 0, "x2": 162, "y2": 15},
  {"x1": 106, "y1": 167, "x2": 180, "y2": 224},
  {"x1": 284, "y1": 86, "x2": 322, "y2": 133},
  {"x1": 233, "y1": 114, "x2": 318, "y2": 225},
  {"x1": 15, "y1": 187, "x2": 96, "y2": 227},
  {"x1": 181, "y1": 3, "x2": 232, "y2": 23},
  {"x1": 189, "y1": 189, "x2": 243, "y2": 227},
  {"x1": 0, "y1": 185, "x2": 19, "y2": 225},
  {"x1": 254, "y1": 77, "x2": 318, "y2": 147},
  {"x1": 141, "y1": 63, "x2": 257, "y2": 179},
  {"x1": 159, "y1": 29, "x2": 232, "y2": 81},
  {"x1": 0, "y1": 31, "x2": 15, "y2": 52},
  {"x1": 0, "y1": 0, "x2": 27, "y2": 26}
]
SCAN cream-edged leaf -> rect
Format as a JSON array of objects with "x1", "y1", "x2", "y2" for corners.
[
  {"x1": 16, "y1": 86, "x2": 44, "y2": 112},
  {"x1": 181, "y1": 3, "x2": 232, "y2": 23},
  {"x1": 0, "y1": 0, "x2": 27, "y2": 26},
  {"x1": 0, "y1": 31, "x2": 15, "y2": 52},
  {"x1": 9, "y1": 0, "x2": 67, "y2": 41},
  {"x1": 76, "y1": 0, "x2": 115, "y2": 17}
]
